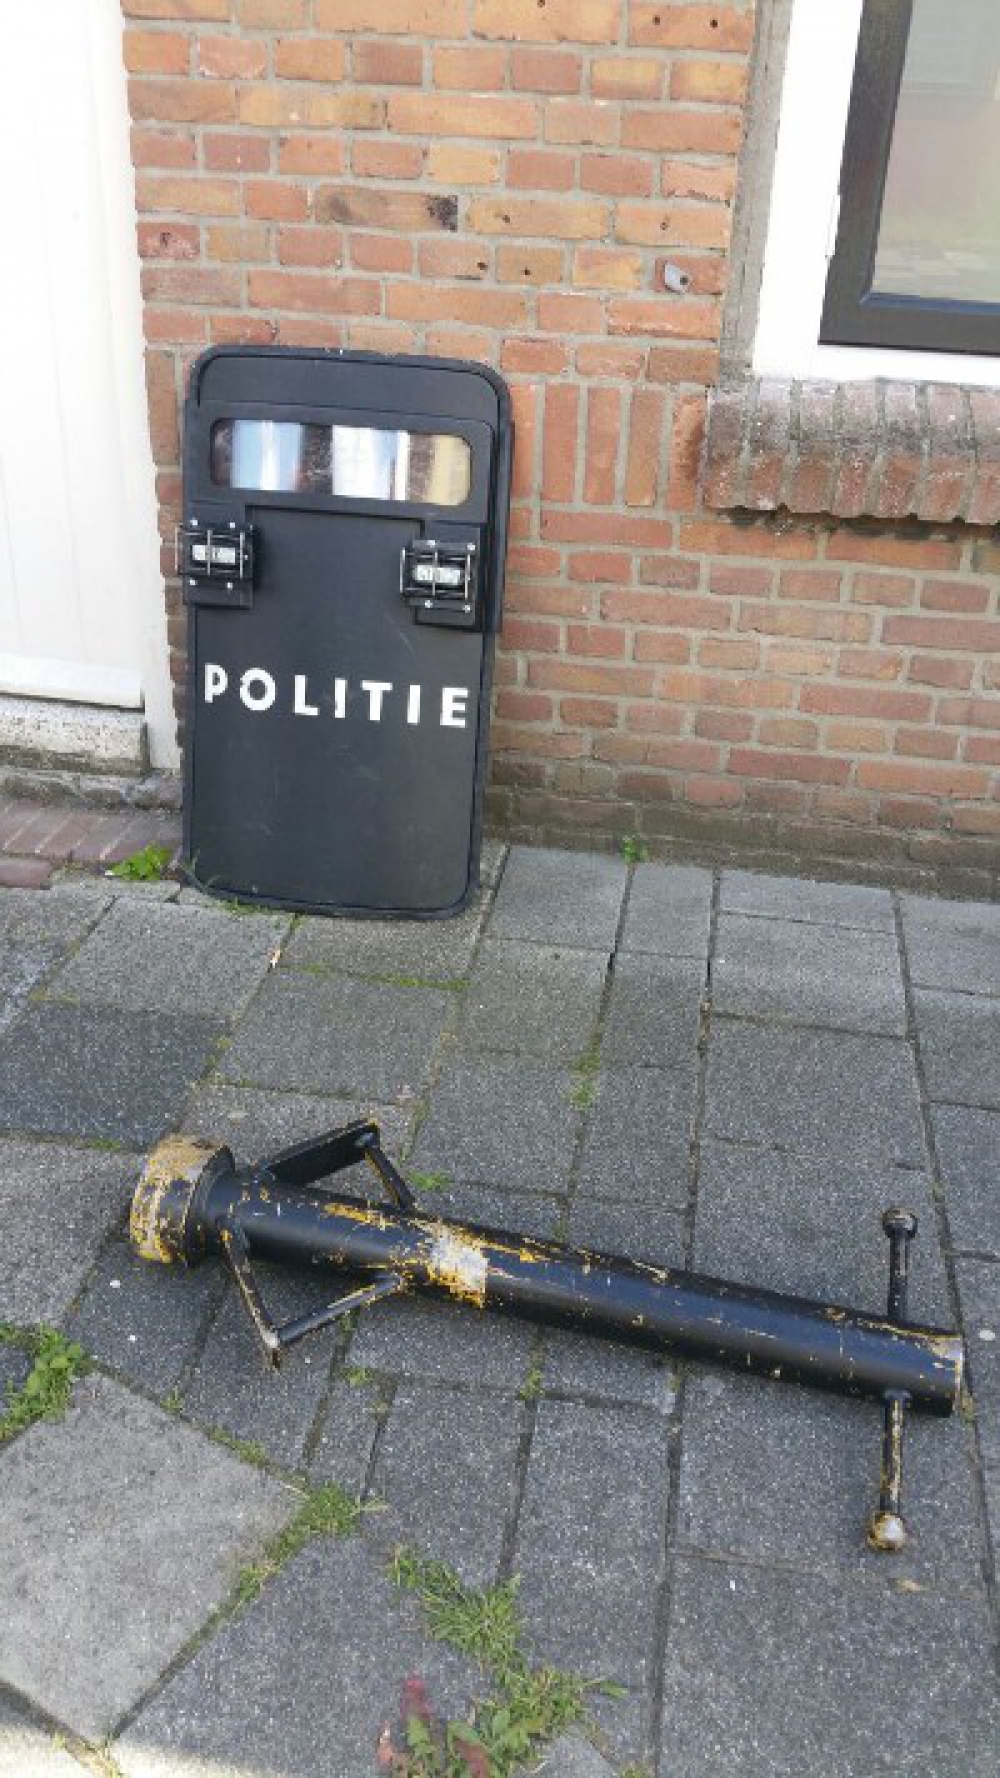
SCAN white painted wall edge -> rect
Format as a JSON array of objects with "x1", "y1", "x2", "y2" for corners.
[
  {"x1": 753, "y1": 0, "x2": 1000, "y2": 390},
  {"x1": 90, "y1": 0, "x2": 178, "y2": 769}
]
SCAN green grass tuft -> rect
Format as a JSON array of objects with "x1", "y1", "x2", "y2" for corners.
[
  {"x1": 0, "y1": 1325, "x2": 86, "y2": 1444},
  {"x1": 236, "y1": 1481, "x2": 362, "y2": 1604},
  {"x1": 570, "y1": 1035, "x2": 602, "y2": 1110},
  {"x1": 108, "y1": 844, "x2": 173, "y2": 882},
  {"x1": 619, "y1": 835, "x2": 649, "y2": 865}
]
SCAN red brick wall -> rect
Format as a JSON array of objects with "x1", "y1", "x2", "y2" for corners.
[{"x1": 124, "y1": 0, "x2": 1000, "y2": 881}]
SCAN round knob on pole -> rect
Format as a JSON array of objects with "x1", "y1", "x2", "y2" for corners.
[
  {"x1": 882, "y1": 1207, "x2": 918, "y2": 1242},
  {"x1": 867, "y1": 1509, "x2": 908, "y2": 1553}
]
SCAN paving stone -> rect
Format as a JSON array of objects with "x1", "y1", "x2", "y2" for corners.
[
  {"x1": 0, "y1": 1372, "x2": 293, "y2": 1742},
  {"x1": 349, "y1": 1291, "x2": 539, "y2": 1392},
  {"x1": 0, "y1": 1003, "x2": 221, "y2": 1146},
  {"x1": 677, "y1": 1371, "x2": 982, "y2": 1592},
  {"x1": 0, "y1": 884, "x2": 109, "y2": 946},
  {"x1": 0, "y1": 1138, "x2": 135, "y2": 1323},
  {"x1": 219, "y1": 972, "x2": 452, "y2": 1104},
  {"x1": 488, "y1": 846, "x2": 627, "y2": 952},
  {"x1": 534, "y1": 1736, "x2": 616, "y2": 1777},
  {"x1": 309, "y1": 1377, "x2": 386, "y2": 1493},
  {"x1": 515, "y1": 1398, "x2": 669, "y2": 1686},
  {"x1": 932, "y1": 1104, "x2": 1000, "y2": 1258},
  {"x1": 114, "y1": 1536, "x2": 481, "y2": 1778},
  {"x1": 956, "y1": 1259, "x2": 1000, "y2": 1465},
  {"x1": 178, "y1": 1082, "x2": 413, "y2": 1169},
  {"x1": 577, "y1": 1067, "x2": 693, "y2": 1207},
  {"x1": 719, "y1": 869, "x2": 895, "y2": 931},
  {"x1": 901, "y1": 893, "x2": 1000, "y2": 997},
  {"x1": 479, "y1": 836, "x2": 507, "y2": 887},
  {"x1": 420, "y1": 1182, "x2": 564, "y2": 1237},
  {"x1": 411, "y1": 1055, "x2": 581, "y2": 1191},
  {"x1": 184, "y1": 1267, "x2": 337, "y2": 1467},
  {"x1": 659, "y1": 1554, "x2": 999, "y2": 1778},
  {"x1": 914, "y1": 988, "x2": 1000, "y2": 1109},
  {"x1": 367, "y1": 1383, "x2": 523, "y2": 1583},
  {"x1": 281, "y1": 897, "x2": 486, "y2": 983},
  {"x1": 0, "y1": 1337, "x2": 32, "y2": 1397},
  {"x1": 0, "y1": 938, "x2": 64, "y2": 1034},
  {"x1": 67, "y1": 1236, "x2": 225, "y2": 1397},
  {"x1": 693, "y1": 1141, "x2": 951, "y2": 1321},
  {"x1": 704, "y1": 1024, "x2": 924, "y2": 1165},
  {"x1": 0, "y1": 855, "x2": 53, "y2": 889},
  {"x1": 568, "y1": 1198, "x2": 687, "y2": 1267},
  {"x1": 50, "y1": 900, "x2": 289, "y2": 1020},
  {"x1": 713, "y1": 915, "x2": 906, "y2": 1035},
  {"x1": 619, "y1": 861, "x2": 713, "y2": 959},
  {"x1": 603, "y1": 953, "x2": 705, "y2": 1068},
  {"x1": 0, "y1": 1695, "x2": 88, "y2": 1775},
  {"x1": 459, "y1": 939, "x2": 606, "y2": 1061}
]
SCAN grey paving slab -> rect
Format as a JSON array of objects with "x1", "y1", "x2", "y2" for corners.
[
  {"x1": 178, "y1": 1081, "x2": 413, "y2": 1167},
  {"x1": 713, "y1": 914, "x2": 906, "y2": 1035},
  {"x1": 914, "y1": 987, "x2": 1000, "y2": 1109},
  {"x1": 309, "y1": 1377, "x2": 386, "y2": 1493},
  {"x1": 0, "y1": 1696, "x2": 88, "y2": 1775},
  {"x1": 568, "y1": 1197, "x2": 687, "y2": 1267},
  {"x1": 0, "y1": 1372, "x2": 293, "y2": 1742},
  {"x1": 488, "y1": 845, "x2": 627, "y2": 951},
  {"x1": 0, "y1": 938, "x2": 64, "y2": 1035},
  {"x1": 602, "y1": 952, "x2": 705, "y2": 1067},
  {"x1": 0, "y1": 1137, "x2": 133, "y2": 1324},
  {"x1": 367, "y1": 1383, "x2": 522, "y2": 1583},
  {"x1": 576, "y1": 1067, "x2": 693, "y2": 1207},
  {"x1": 184, "y1": 1267, "x2": 337, "y2": 1466},
  {"x1": 705, "y1": 1023, "x2": 924, "y2": 1165},
  {"x1": 479, "y1": 835, "x2": 507, "y2": 887},
  {"x1": 67, "y1": 1236, "x2": 225, "y2": 1397},
  {"x1": 49, "y1": 899, "x2": 289, "y2": 1019},
  {"x1": 932, "y1": 1104, "x2": 1000, "y2": 1258},
  {"x1": 515, "y1": 1398, "x2": 669, "y2": 1686},
  {"x1": 659, "y1": 1554, "x2": 999, "y2": 1778},
  {"x1": 619, "y1": 861, "x2": 713, "y2": 959},
  {"x1": 719, "y1": 868, "x2": 895, "y2": 930},
  {"x1": 693, "y1": 1140, "x2": 951, "y2": 1319},
  {"x1": 0, "y1": 1337, "x2": 32, "y2": 1397},
  {"x1": 411, "y1": 1055, "x2": 581, "y2": 1190},
  {"x1": 219, "y1": 972, "x2": 452, "y2": 1103},
  {"x1": 535, "y1": 1737, "x2": 616, "y2": 1777},
  {"x1": 901, "y1": 893, "x2": 1000, "y2": 997},
  {"x1": 349, "y1": 1291, "x2": 539, "y2": 1392},
  {"x1": 957, "y1": 1258, "x2": 1000, "y2": 1465},
  {"x1": 459, "y1": 939, "x2": 606, "y2": 1061},
  {"x1": 677, "y1": 1371, "x2": 983, "y2": 1591},
  {"x1": 281, "y1": 896, "x2": 486, "y2": 983},
  {"x1": 114, "y1": 1536, "x2": 481, "y2": 1778},
  {"x1": 0, "y1": 1003, "x2": 221, "y2": 1147},
  {"x1": 0, "y1": 884, "x2": 109, "y2": 946}
]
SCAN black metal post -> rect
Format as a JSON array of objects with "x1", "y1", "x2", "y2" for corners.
[{"x1": 866, "y1": 1207, "x2": 920, "y2": 1552}]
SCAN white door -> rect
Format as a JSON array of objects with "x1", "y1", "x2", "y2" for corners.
[{"x1": 0, "y1": 0, "x2": 175, "y2": 767}]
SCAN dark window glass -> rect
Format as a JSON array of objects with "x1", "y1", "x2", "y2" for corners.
[
  {"x1": 210, "y1": 419, "x2": 472, "y2": 505},
  {"x1": 821, "y1": 0, "x2": 1000, "y2": 352}
]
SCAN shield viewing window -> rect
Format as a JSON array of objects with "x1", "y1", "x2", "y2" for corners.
[
  {"x1": 210, "y1": 418, "x2": 473, "y2": 507},
  {"x1": 821, "y1": 0, "x2": 1000, "y2": 353}
]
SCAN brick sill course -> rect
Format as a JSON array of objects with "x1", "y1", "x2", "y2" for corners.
[{"x1": 703, "y1": 378, "x2": 1000, "y2": 526}]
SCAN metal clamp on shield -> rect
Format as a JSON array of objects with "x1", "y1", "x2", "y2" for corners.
[
  {"x1": 131, "y1": 1121, "x2": 965, "y2": 1555},
  {"x1": 180, "y1": 347, "x2": 512, "y2": 919}
]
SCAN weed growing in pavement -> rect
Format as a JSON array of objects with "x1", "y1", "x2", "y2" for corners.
[
  {"x1": 0, "y1": 1325, "x2": 86, "y2": 1444},
  {"x1": 384, "y1": 1548, "x2": 600, "y2": 1777},
  {"x1": 108, "y1": 844, "x2": 173, "y2": 882},
  {"x1": 619, "y1": 835, "x2": 649, "y2": 865},
  {"x1": 235, "y1": 1481, "x2": 362, "y2": 1604},
  {"x1": 410, "y1": 1170, "x2": 452, "y2": 1196},
  {"x1": 570, "y1": 1036, "x2": 602, "y2": 1110}
]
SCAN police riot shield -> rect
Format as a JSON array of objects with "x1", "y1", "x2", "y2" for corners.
[{"x1": 179, "y1": 348, "x2": 512, "y2": 917}]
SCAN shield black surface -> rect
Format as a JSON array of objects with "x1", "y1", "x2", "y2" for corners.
[{"x1": 180, "y1": 347, "x2": 512, "y2": 917}]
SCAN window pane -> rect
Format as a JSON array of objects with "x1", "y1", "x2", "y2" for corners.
[
  {"x1": 210, "y1": 420, "x2": 472, "y2": 505},
  {"x1": 871, "y1": 0, "x2": 1000, "y2": 304}
]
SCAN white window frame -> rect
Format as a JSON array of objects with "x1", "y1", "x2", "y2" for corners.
[{"x1": 753, "y1": 0, "x2": 1000, "y2": 389}]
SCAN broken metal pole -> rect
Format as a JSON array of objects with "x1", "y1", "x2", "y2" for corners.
[{"x1": 131, "y1": 1119, "x2": 965, "y2": 1546}]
